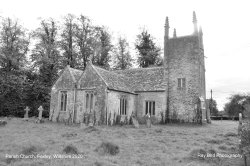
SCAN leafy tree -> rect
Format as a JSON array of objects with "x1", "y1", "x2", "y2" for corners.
[
  {"x1": 135, "y1": 29, "x2": 162, "y2": 68},
  {"x1": 0, "y1": 17, "x2": 30, "y2": 117},
  {"x1": 60, "y1": 14, "x2": 78, "y2": 68},
  {"x1": 206, "y1": 99, "x2": 219, "y2": 116},
  {"x1": 0, "y1": 17, "x2": 29, "y2": 71},
  {"x1": 113, "y1": 36, "x2": 133, "y2": 70},
  {"x1": 74, "y1": 15, "x2": 95, "y2": 70},
  {"x1": 92, "y1": 27, "x2": 112, "y2": 70},
  {"x1": 0, "y1": 70, "x2": 28, "y2": 117},
  {"x1": 31, "y1": 18, "x2": 60, "y2": 86},
  {"x1": 224, "y1": 94, "x2": 250, "y2": 118},
  {"x1": 31, "y1": 18, "x2": 60, "y2": 113}
]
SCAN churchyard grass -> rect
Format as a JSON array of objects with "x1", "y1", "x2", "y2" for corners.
[{"x1": 0, "y1": 118, "x2": 247, "y2": 166}]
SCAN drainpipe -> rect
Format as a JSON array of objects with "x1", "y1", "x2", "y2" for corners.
[
  {"x1": 106, "y1": 88, "x2": 109, "y2": 125},
  {"x1": 72, "y1": 83, "x2": 77, "y2": 123}
]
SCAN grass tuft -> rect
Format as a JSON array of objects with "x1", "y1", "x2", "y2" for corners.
[
  {"x1": 61, "y1": 132, "x2": 77, "y2": 138},
  {"x1": 95, "y1": 142, "x2": 119, "y2": 155},
  {"x1": 63, "y1": 144, "x2": 79, "y2": 154},
  {"x1": 189, "y1": 148, "x2": 207, "y2": 161},
  {"x1": 206, "y1": 139, "x2": 223, "y2": 144},
  {"x1": 20, "y1": 145, "x2": 44, "y2": 155},
  {"x1": 155, "y1": 128, "x2": 163, "y2": 133},
  {"x1": 218, "y1": 145, "x2": 227, "y2": 150},
  {"x1": 0, "y1": 120, "x2": 7, "y2": 126},
  {"x1": 94, "y1": 161, "x2": 104, "y2": 166},
  {"x1": 84, "y1": 126, "x2": 99, "y2": 133},
  {"x1": 224, "y1": 132, "x2": 238, "y2": 137}
]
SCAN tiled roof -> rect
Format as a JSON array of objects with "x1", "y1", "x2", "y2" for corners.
[
  {"x1": 68, "y1": 67, "x2": 83, "y2": 82},
  {"x1": 68, "y1": 64, "x2": 166, "y2": 93},
  {"x1": 114, "y1": 67, "x2": 166, "y2": 92},
  {"x1": 93, "y1": 66, "x2": 134, "y2": 93}
]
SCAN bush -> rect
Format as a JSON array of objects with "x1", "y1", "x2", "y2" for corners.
[
  {"x1": 240, "y1": 122, "x2": 250, "y2": 155},
  {"x1": 137, "y1": 116, "x2": 146, "y2": 124},
  {"x1": 150, "y1": 116, "x2": 159, "y2": 124},
  {"x1": 63, "y1": 144, "x2": 79, "y2": 154},
  {"x1": 95, "y1": 142, "x2": 119, "y2": 155},
  {"x1": 0, "y1": 120, "x2": 7, "y2": 126},
  {"x1": 20, "y1": 145, "x2": 44, "y2": 155}
]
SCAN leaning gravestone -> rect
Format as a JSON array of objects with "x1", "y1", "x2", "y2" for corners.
[
  {"x1": 132, "y1": 117, "x2": 139, "y2": 128},
  {"x1": 24, "y1": 106, "x2": 30, "y2": 119}
]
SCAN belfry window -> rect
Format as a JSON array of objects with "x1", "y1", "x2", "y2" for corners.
[{"x1": 177, "y1": 78, "x2": 186, "y2": 90}]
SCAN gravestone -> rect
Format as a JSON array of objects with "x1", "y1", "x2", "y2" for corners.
[
  {"x1": 36, "y1": 105, "x2": 44, "y2": 123},
  {"x1": 24, "y1": 106, "x2": 30, "y2": 119},
  {"x1": 80, "y1": 122, "x2": 86, "y2": 128},
  {"x1": 132, "y1": 117, "x2": 139, "y2": 128},
  {"x1": 146, "y1": 113, "x2": 151, "y2": 128},
  {"x1": 238, "y1": 113, "x2": 243, "y2": 135},
  {"x1": 120, "y1": 116, "x2": 125, "y2": 125},
  {"x1": 239, "y1": 113, "x2": 242, "y2": 124},
  {"x1": 88, "y1": 122, "x2": 94, "y2": 127},
  {"x1": 38, "y1": 106, "x2": 43, "y2": 120}
]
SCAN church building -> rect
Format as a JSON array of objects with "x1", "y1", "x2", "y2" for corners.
[{"x1": 49, "y1": 12, "x2": 210, "y2": 124}]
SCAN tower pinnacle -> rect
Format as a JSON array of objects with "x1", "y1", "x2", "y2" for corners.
[
  {"x1": 193, "y1": 11, "x2": 198, "y2": 35},
  {"x1": 199, "y1": 26, "x2": 203, "y2": 36},
  {"x1": 173, "y1": 28, "x2": 177, "y2": 38},
  {"x1": 165, "y1": 17, "x2": 170, "y2": 39}
]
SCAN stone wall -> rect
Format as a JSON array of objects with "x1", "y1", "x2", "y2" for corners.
[
  {"x1": 78, "y1": 65, "x2": 107, "y2": 124},
  {"x1": 107, "y1": 90, "x2": 136, "y2": 122},
  {"x1": 165, "y1": 35, "x2": 207, "y2": 122},
  {"x1": 136, "y1": 91, "x2": 166, "y2": 121},
  {"x1": 50, "y1": 67, "x2": 76, "y2": 122}
]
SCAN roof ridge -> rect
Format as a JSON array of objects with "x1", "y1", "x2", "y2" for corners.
[
  {"x1": 114, "y1": 66, "x2": 164, "y2": 72},
  {"x1": 94, "y1": 65, "x2": 131, "y2": 80},
  {"x1": 91, "y1": 65, "x2": 109, "y2": 87},
  {"x1": 68, "y1": 67, "x2": 83, "y2": 72}
]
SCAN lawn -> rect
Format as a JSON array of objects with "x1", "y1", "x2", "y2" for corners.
[{"x1": 0, "y1": 118, "x2": 247, "y2": 166}]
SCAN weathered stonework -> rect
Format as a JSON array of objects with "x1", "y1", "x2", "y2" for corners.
[
  {"x1": 164, "y1": 12, "x2": 209, "y2": 123},
  {"x1": 136, "y1": 92, "x2": 166, "y2": 121},
  {"x1": 49, "y1": 12, "x2": 210, "y2": 125}
]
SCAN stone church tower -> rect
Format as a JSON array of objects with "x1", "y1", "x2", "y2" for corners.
[{"x1": 164, "y1": 11, "x2": 209, "y2": 123}]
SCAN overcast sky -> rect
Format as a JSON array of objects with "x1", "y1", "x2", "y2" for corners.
[{"x1": 1, "y1": 0, "x2": 249, "y2": 110}]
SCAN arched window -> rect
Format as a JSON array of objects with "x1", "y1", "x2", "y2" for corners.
[
  {"x1": 120, "y1": 97, "x2": 127, "y2": 115},
  {"x1": 86, "y1": 94, "x2": 89, "y2": 109},
  {"x1": 60, "y1": 91, "x2": 67, "y2": 111},
  {"x1": 145, "y1": 101, "x2": 155, "y2": 116},
  {"x1": 90, "y1": 93, "x2": 94, "y2": 112}
]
